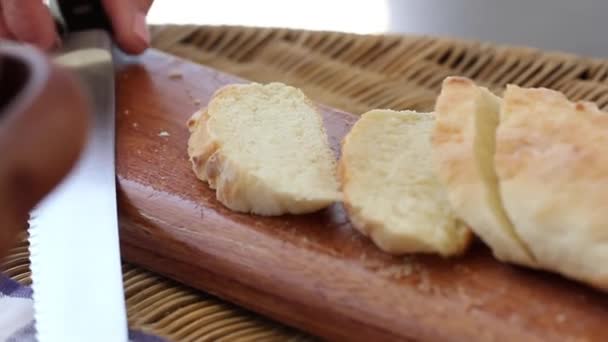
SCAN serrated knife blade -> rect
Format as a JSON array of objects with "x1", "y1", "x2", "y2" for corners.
[{"x1": 28, "y1": 2, "x2": 127, "y2": 341}]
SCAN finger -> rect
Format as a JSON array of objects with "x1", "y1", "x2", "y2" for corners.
[
  {"x1": 134, "y1": 0, "x2": 154, "y2": 12},
  {"x1": 102, "y1": 0, "x2": 154, "y2": 54},
  {"x1": 1, "y1": 0, "x2": 58, "y2": 51},
  {"x1": 0, "y1": 46, "x2": 88, "y2": 254},
  {"x1": 0, "y1": 5, "x2": 14, "y2": 39}
]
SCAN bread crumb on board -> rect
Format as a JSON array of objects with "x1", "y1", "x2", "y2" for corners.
[
  {"x1": 555, "y1": 313, "x2": 567, "y2": 323},
  {"x1": 158, "y1": 131, "x2": 170, "y2": 137},
  {"x1": 184, "y1": 88, "x2": 202, "y2": 106},
  {"x1": 132, "y1": 122, "x2": 139, "y2": 128},
  {"x1": 458, "y1": 286, "x2": 486, "y2": 312},
  {"x1": 377, "y1": 264, "x2": 414, "y2": 278},
  {"x1": 360, "y1": 254, "x2": 423, "y2": 278},
  {"x1": 416, "y1": 269, "x2": 433, "y2": 293},
  {"x1": 359, "y1": 257, "x2": 385, "y2": 269},
  {"x1": 168, "y1": 69, "x2": 183, "y2": 80}
]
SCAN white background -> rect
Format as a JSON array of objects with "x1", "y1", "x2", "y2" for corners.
[{"x1": 148, "y1": 0, "x2": 608, "y2": 58}]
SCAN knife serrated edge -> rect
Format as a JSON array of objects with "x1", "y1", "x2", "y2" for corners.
[{"x1": 27, "y1": 30, "x2": 128, "y2": 342}]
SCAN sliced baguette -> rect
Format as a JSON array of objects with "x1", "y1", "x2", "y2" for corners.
[
  {"x1": 187, "y1": 82, "x2": 341, "y2": 215},
  {"x1": 339, "y1": 109, "x2": 472, "y2": 256},
  {"x1": 432, "y1": 77, "x2": 536, "y2": 266},
  {"x1": 496, "y1": 85, "x2": 608, "y2": 291}
]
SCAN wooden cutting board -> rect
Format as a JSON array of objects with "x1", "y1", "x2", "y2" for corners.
[{"x1": 115, "y1": 49, "x2": 608, "y2": 342}]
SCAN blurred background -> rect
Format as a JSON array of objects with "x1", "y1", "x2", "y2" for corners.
[{"x1": 148, "y1": 0, "x2": 607, "y2": 58}]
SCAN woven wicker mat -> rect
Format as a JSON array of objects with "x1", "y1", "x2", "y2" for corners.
[{"x1": 5, "y1": 24, "x2": 608, "y2": 341}]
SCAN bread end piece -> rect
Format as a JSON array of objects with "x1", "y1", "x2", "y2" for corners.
[{"x1": 497, "y1": 84, "x2": 608, "y2": 291}]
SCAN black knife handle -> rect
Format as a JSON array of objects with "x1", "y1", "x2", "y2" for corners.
[{"x1": 51, "y1": 0, "x2": 112, "y2": 33}]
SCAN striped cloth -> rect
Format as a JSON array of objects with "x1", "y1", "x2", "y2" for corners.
[{"x1": 0, "y1": 274, "x2": 164, "y2": 341}]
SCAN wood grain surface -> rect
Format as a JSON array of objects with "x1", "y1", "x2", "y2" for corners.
[{"x1": 115, "y1": 49, "x2": 608, "y2": 342}]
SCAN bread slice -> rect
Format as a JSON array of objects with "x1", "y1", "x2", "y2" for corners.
[
  {"x1": 496, "y1": 85, "x2": 608, "y2": 291},
  {"x1": 339, "y1": 109, "x2": 472, "y2": 256},
  {"x1": 432, "y1": 77, "x2": 536, "y2": 266},
  {"x1": 187, "y1": 82, "x2": 341, "y2": 215}
]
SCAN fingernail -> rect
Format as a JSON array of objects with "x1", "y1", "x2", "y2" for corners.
[{"x1": 133, "y1": 12, "x2": 150, "y2": 46}]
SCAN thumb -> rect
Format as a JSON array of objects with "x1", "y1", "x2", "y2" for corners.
[
  {"x1": 1, "y1": 0, "x2": 59, "y2": 51},
  {"x1": 0, "y1": 44, "x2": 88, "y2": 255},
  {"x1": 102, "y1": 0, "x2": 153, "y2": 54}
]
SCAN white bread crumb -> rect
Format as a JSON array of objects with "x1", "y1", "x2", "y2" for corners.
[{"x1": 168, "y1": 69, "x2": 183, "y2": 79}]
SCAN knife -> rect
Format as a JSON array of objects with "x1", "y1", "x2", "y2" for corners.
[{"x1": 28, "y1": 1, "x2": 128, "y2": 341}]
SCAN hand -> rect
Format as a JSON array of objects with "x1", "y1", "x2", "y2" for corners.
[
  {"x1": 0, "y1": 44, "x2": 89, "y2": 257},
  {"x1": 0, "y1": 0, "x2": 154, "y2": 54}
]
